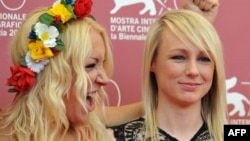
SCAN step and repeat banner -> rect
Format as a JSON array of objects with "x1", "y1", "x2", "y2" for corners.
[{"x1": 0, "y1": 0, "x2": 249, "y2": 124}]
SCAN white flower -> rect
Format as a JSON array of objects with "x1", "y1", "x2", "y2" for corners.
[
  {"x1": 34, "y1": 22, "x2": 59, "y2": 48},
  {"x1": 53, "y1": 0, "x2": 61, "y2": 5},
  {"x1": 25, "y1": 52, "x2": 50, "y2": 73}
]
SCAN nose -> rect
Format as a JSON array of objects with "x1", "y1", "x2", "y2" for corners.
[
  {"x1": 185, "y1": 60, "x2": 199, "y2": 77},
  {"x1": 95, "y1": 67, "x2": 110, "y2": 86}
]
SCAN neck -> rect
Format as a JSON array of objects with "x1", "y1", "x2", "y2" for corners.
[{"x1": 156, "y1": 97, "x2": 203, "y2": 141}]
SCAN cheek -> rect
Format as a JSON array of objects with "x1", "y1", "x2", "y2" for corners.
[
  {"x1": 153, "y1": 63, "x2": 183, "y2": 86},
  {"x1": 200, "y1": 66, "x2": 214, "y2": 82},
  {"x1": 87, "y1": 71, "x2": 97, "y2": 84},
  {"x1": 200, "y1": 66, "x2": 215, "y2": 93},
  {"x1": 202, "y1": 68, "x2": 214, "y2": 96},
  {"x1": 163, "y1": 63, "x2": 185, "y2": 78},
  {"x1": 63, "y1": 97, "x2": 74, "y2": 121},
  {"x1": 152, "y1": 61, "x2": 182, "y2": 76},
  {"x1": 64, "y1": 96, "x2": 89, "y2": 124}
]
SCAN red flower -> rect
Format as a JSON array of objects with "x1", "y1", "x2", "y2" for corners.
[
  {"x1": 74, "y1": 0, "x2": 92, "y2": 19},
  {"x1": 53, "y1": 15, "x2": 61, "y2": 23},
  {"x1": 7, "y1": 66, "x2": 36, "y2": 93},
  {"x1": 51, "y1": 48, "x2": 60, "y2": 56}
]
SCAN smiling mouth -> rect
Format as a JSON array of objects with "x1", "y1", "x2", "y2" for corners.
[
  {"x1": 86, "y1": 95, "x2": 92, "y2": 101},
  {"x1": 179, "y1": 82, "x2": 202, "y2": 91},
  {"x1": 86, "y1": 92, "x2": 96, "y2": 112}
]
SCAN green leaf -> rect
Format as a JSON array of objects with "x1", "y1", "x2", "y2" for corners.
[
  {"x1": 54, "y1": 22, "x2": 64, "y2": 33},
  {"x1": 55, "y1": 39, "x2": 65, "y2": 51},
  {"x1": 61, "y1": 0, "x2": 67, "y2": 5},
  {"x1": 39, "y1": 13, "x2": 54, "y2": 26},
  {"x1": 20, "y1": 55, "x2": 27, "y2": 67},
  {"x1": 8, "y1": 88, "x2": 18, "y2": 93},
  {"x1": 66, "y1": 4, "x2": 76, "y2": 19}
]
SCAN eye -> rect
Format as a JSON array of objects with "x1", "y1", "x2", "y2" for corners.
[
  {"x1": 171, "y1": 55, "x2": 185, "y2": 61},
  {"x1": 85, "y1": 63, "x2": 96, "y2": 69},
  {"x1": 198, "y1": 57, "x2": 211, "y2": 62}
]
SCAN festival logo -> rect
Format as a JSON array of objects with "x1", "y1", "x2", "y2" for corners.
[
  {"x1": 109, "y1": 0, "x2": 180, "y2": 41},
  {"x1": 226, "y1": 77, "x2": 250, "y2": 124},
  {"x1": 0, "y1": 0, "x2": 27, "y2": 37},
  {"x1": 0, "y1": 0, "x2": 26, "y2": 11},
  {"x1": 110, "y1": 0, "x2": 178, "y2": 16}
]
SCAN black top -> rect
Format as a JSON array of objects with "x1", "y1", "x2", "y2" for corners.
[{"x1": 111, "y1": 117, "x2": 211, "y2": 141}]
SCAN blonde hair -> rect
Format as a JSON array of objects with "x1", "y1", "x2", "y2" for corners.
[
  {"x1": 142, "y1": 9, "x2": 228, "y2": 141},
  {"x1": 0, "y1": 7, "x2": 113, "y2": 141}
]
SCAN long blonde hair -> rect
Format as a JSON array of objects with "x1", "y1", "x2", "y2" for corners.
[
  {"x1": 0, "y1": 7, "x2": 113, "y2": 141},
  {"x1": 143, "y1": 9, "x2": 228, "y2": 141}
]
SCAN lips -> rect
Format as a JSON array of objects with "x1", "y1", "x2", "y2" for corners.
[{"x1": 179, "y1": 82, "x2": 202, "y2": 91}]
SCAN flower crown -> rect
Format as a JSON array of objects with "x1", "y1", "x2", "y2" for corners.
[{"x1": 7, "y1": 0, "x2": 93, "y2": 93}]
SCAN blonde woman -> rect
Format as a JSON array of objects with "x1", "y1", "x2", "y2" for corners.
[
  {"x1": 0, "y1": 0, "x2": 142, "y2": 140},
  {"x1": 112, "y1": 6, "x2": 227, "y2": 141}
]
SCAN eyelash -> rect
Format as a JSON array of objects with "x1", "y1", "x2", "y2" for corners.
[
  {"x1": 198, "y1": 57, "x2": 211, "y2": 62},
  {"x1": 171, "y1": 56, "x2": 185, "y2": 60},
  {"x1": 85, "y1": 60, "x2": 106, "y2": 70},
  {"x1": 171, "y1": 55, "x2": 211, "y2": 62},
  {"x1": 85, "y1": 64, "x2": 96, "y2": 69}
]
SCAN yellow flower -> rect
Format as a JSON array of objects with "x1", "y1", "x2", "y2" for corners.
[
  {"x1": 28, "y1": 40, "x2": 54, "y2": 60},
  {"x1": 47, "y1": 3, "x2": 72, "y2": 23}
]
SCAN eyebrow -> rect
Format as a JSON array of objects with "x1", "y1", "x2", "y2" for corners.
[
  {"x1": 90, "y1": 57, "x2": 104, "y2": 64},
  {"x1": 89, "y1": 57, "x2": 98, "y2": 61}
]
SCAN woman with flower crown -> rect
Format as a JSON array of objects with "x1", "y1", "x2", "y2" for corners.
[{"x1": 0, "y1": 0, "x2": 145, "y2": 140}]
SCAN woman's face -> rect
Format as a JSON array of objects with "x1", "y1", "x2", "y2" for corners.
[
  {"x1": 150, "y1": 29, "x2": 215, "y2": 106},
  {"x1": 64, "y1": 28, "x2": 110, "y2": 125}
]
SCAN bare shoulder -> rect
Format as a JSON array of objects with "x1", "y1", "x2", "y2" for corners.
[
  {"x1": 0, "y1": 134, "x2": 14, "y2": 141},
  {"x1": 0, "y1": 129, "x2": 14, "y2": 141},
  {"x1": 0, "y1": 124, "x2": 16, "y2": 141}
]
